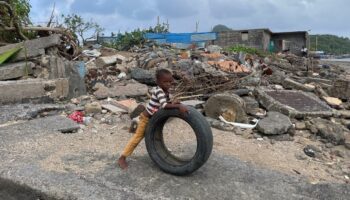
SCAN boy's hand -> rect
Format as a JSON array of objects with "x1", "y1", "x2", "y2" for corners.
[{"x1": 179, "y1": 104, "x2": 189, "y2": 114}]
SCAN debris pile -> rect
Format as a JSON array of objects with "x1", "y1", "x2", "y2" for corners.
[{"x1": 0, "y1": 33, "x2": 86, "y2": 104}]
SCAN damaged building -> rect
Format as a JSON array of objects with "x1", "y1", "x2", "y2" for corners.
[{"x1": 213, "y1": 29, "x2": 308, "y2": 56}]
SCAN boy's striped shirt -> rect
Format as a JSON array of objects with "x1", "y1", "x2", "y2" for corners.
[{"x1": 146, "y1": 86, "x2": 170, "y2": 115}]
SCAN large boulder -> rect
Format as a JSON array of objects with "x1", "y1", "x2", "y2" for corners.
[
  {"x1": 257, "y1": 112, "x2": 292, "y2": 135},
  {"x1": 204, "y1": 93, "x2": 247, "y2": 123}
]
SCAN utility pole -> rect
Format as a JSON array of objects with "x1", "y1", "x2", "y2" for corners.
[
  {"x1": 195, "y1": 21, "x2": 199, "y2": 32},
  {"x1": 157, "y1": 16, "x2": 160, "y2": 26}
]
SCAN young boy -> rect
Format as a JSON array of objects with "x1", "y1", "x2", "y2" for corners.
[{"x1": 118, "y1": 68, "x2": 188, "y2": 169}]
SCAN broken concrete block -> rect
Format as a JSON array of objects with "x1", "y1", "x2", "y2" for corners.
[
  {"x1": 309, "y1": 118, "x2": 346, "y2": 145},
  {"x1": 257, "y1": 112, "x2": 293, "y2": 135},
  {"x1": 85, "y1": 102, "x2": 102, "y2": 114},
  {"x1": 111, "y1": 99, "x2": 139, "y2": 113},
  {"x1": 254, "y1": 89, "x2": 333, "y2": 118},
  {"x1": 205, "y1": 93, "x2": 247, "y2": 123},
  {"x1": 94, "y1": 82, "x2": 148, "y2": 99},
  {"x1": 322, "y1": 96, "x2": 342, "y2": 107},
  {"x1": 101, "y1": 104, "x2": 127, "y2": 114},
  {"x1": 330, "y1": 78, "x2": 350, "y2": 100},
  {"x1": 0, "y1": 62, "x2": 34, "y2": 80},
  {"x1": 0, "y1": 78, "x2": 69, "y2": 104},
  {"x1": 181, "y1": 100, "x2": 205, "y2": 108},
  {"x1": 130, "y1": 67, "x2": 156, "y2": 85},
  {"x1": 282, "y1": 78, "x2": 314, "y2": 92},
  {"x1": 0, "y1": 35, "x2": 61, "y2": 61},
  {"x1": 95, "y1": 55, "x2": 126, "y2": 68}
]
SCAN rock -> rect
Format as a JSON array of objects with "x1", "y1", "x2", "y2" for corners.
[
  {"x1": 345, "y1": 134, "x2": 350, "y2": 150},
  {"x1": 325, "y1": 143, "x2": 334, "y2": 148},
  {"x1": 268, "y1": 134, "x2": 294, "y2": 141},
  {"x1": 95, "y1": 55, "x2": 126, "y2": 68},
  {"x1": 322, "y1": 96, "x2": 342, "y2": 107},
  {"x1": 295, "y1": 122, "x2": 307, "y2": 130},
  {"x1": 130, "y1": 67, "x2": 156, "y2": 85},
  {"x1": 205, "y1": 93, "x2": 247, "y2": 123},
  {"x1": 330, "y1": 78, "x2": 350, "y2": 100},
  {"x1": 85, "y1": 102, "x2": 102, "y2": 114},
  {"x1": 101, "y1": 104, "x2": 127, "y2": 114},
  {"x1": 309, "y1": 118, "x2": 346, "y2": 145},
  {"x1": 111, "y1": 99, "x2": 139, "y2": 113},
  {"x1": 332, "y1": 149, "x2": 345, "y2": 158},
  {"x1": 94, "y1": 82, "x2": 148, "y2": 99},
  {"x1": 303, "y1": 145, "x2": 321, "y2": 158},
  {"x1": 338, "y1": 110, "x2": 350, "y2": 119},
  {"x1": 242, "y1": 96, "x2": 260, "y2": 115},
  {"x1": 282, "y1": 78, "x2": 314, "y2": 92},
  {"x1": 257, "y1": 112, "x2": 292, "y2": 135},
  {"x1": 0, "y1": 34, "x2": 61, "y2": 61},
  {"x1": 207, "y1": 45, "x2": 222, "y2": 53},
  {"x1": 0, "y1": 62, "x2": 34, "y2": 81}
]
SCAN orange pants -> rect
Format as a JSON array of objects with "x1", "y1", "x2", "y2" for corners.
[{"x1": 121, "y1": 113, "x2": 149, "y2": 157}]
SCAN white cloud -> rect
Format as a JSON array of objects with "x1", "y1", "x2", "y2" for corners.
[{"x1": 29, "y1": 0, "x2": 350, "y2": 38}]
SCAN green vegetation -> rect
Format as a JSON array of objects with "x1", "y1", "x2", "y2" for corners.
[
  {"x1": 227, "y1": 45, "x2": 269, "y2": 57},
  {"x1": 0, "y1": 0, "x2": 32, "y2": 42},
  {"x1": 309, "y1": 34, "x2": 350, "y2": 55},
  {"x1": 212, "y1": 24, "x2": 232, "y2": 32},
  {"x1": 105, "y1": 23, "x2": 169, "y2": 51},
  {"x1": 61, "y1": 14, "x2": 104, "y2": 46}
]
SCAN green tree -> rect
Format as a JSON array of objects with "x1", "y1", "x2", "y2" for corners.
[
  {"x1": 310, "y1": 34, "x2": 350, "y2": 55},
  {"x1": 61, "y1": 14, "x2": 104, "y2": 45},
  {"x1": 0, "y1": 0, "x2": 31, "y2": 42},
  {"x1": 212, "y1": 24, "x2": 231, "y2": 32}
]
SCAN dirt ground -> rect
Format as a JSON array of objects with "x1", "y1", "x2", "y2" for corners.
[{"x1": 9, "y1": 115, "x2": 346, "y2": 185}]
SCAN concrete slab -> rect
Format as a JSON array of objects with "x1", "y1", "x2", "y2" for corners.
[
  {"x1": 0, "y1": 35, "x2": 61, "y2": 61},
  {"x1": 0, "y1": 117, "x2": 349, "y2": 199},
  {"x1": 0, "y1": 62, "x2": 34, "y2": 81},
  {"x1": 0, "y1": 78, "x2": 69, "y2": 104},
  {"x1": 254, "y1": 88, "x2": 334, "y2": 118}
]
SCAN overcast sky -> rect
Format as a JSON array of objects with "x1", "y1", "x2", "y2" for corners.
[{"x1": 30, "y1": 0, "x2": 350, "y2": 38}]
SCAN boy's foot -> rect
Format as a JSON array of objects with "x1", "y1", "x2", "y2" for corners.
[{"x1": 118, "y1": 156, "x2": 128, "y2": 169}]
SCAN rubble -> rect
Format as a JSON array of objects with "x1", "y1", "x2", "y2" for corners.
[
  {"x1": 0, "y1": 62, "x2": 34, "y2": 80},
  {"x1": 307, "y1": 118, "x2": 347, "y2": 145},
  {"x1": 257, "y1": 112, "x2": 293, "y2": 135}
]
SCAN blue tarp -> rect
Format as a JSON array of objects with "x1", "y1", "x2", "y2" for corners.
[{"x1": 144, "y1": 32, "x2": 217, "y2": 44}]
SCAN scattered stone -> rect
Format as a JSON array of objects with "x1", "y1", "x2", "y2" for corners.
[
  {"x1": 205, "y1": 93, "x2": 247, "y2": 123},
  {"x1": 0, "y1": 62, "x2": 34, "y2": 81},
  {"x1": 330, "y1": 78, "x2": 350, "y2": 100},
  {"x1": 295, "y1": 122, "x2": 307, "y2": 130},
  {"x1": 95, "y1": 55, "x2": 126, "y2": 68},
  {"x1": 130, "y1": 67, "x2": 156, "y2": 85},
  {"x1": 331, "y1": 149, "x2": 345, "y2": 158},
  {"x1": 338, "y1": 110, "x2": 350, "y2": 119},
  {"x1": 322, "y1": 96, "x2": 343, "y2": 107},
  {"x1": 309, "y1": 118, "x2": 346, "y2": 145},
  {"x1": 257, "y1": 112, "x2": 292, "y2": 135},
  {"x1": 101, "y1": 104, "x2": 127, "y2": 114},
  {"x1": 304, "y1": 145, "x2": 317, "y2": 158},
  {"x1": 85, "y1": 102, "x2": 102, "y2": 114},
  {"x1": 325, "y1": 143, "x2": 334, "y2": 148},
  {"x1": 102, "y1": 109, "x2": 108, "y2": 114},
  {"x1": 242, "y1": 96, "x2": 260, "y2": 115},
  {"x1": 111, "y1": 99, "x2": 139, "y2": 113}
]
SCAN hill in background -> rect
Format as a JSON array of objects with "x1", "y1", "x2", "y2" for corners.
[{"x1": 309, "y1": 34, "x2": 350, "y2": 55}]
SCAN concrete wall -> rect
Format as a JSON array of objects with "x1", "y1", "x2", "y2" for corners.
[
  {"x1": 213, "y1": 30, "x2": 270, "y2": 50},
  {"x1": 271, "y1": 32, "x2": 307, "y2": 56}
]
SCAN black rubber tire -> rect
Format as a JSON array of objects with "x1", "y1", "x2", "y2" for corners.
[{"x1": 145, "y1": 106, "x2": 213, "y2": 176}]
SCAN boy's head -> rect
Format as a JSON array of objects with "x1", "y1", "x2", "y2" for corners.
[{"x1": 156, "y1": 69, "x2": 173, "y2": 92}]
